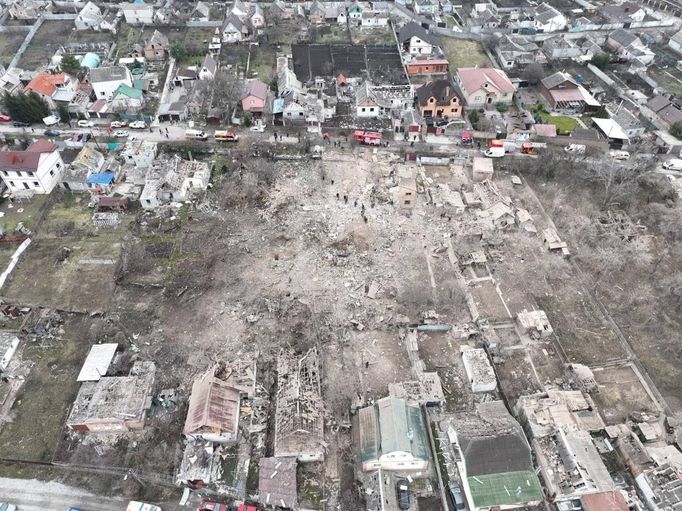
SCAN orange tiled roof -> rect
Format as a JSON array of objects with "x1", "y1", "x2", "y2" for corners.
[{"x1": 24, "y1": 72, "x2": 67, "y2": 97}]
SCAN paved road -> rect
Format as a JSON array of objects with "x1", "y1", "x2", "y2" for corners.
[{"x1": 0, "y1": 477, "x2": 128, "y2": 510}]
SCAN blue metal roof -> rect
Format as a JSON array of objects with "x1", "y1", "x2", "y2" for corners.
[{"x1": 86, "y1": 171, "x2": 115, "y2": 185}]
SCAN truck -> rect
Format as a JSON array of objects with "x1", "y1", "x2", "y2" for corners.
[
  {"x1": 662, "y1": 158, "x2": 682, "y2": 171},
  {"x1": 353, "y1": 130, "x2": 382, "y2": 146}
]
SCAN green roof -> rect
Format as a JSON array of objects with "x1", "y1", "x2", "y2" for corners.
[
  {"x1": 359, "y1": 397, "x2": 429, "y2": 464},
  {"x1": 112, "y1": 83, "x2": 143, "y2": 100},
  {"x1": 467, "y1": 471, "x2": 543, "y2": 508}
]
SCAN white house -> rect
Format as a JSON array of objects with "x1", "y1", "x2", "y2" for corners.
[
  {"x1": 360, "y1": 11, "x2": 388, "y2": 28},
  {"x1": 283, "y1": 101, "x2": 306, "y2": 120},
  {"x1": 358, "y1": 397, "x2": 430, "y2": 472},
  {"x1": 222, "y1": 13, "x2": 249, "y2": 43},
  {"x1": 669, "y1": 30, "x2": 682, "y2": 56},
  {"x1": 89, "y1": 66, "x2": 133, "y2": 100},
  {"x1": 75, "y1": 1, "x2": 117, "y2": 32},
  {"x1": 397, "y1": 22, "x2": 441, "y2": 56},
  {"x1": 230, "y1": 0, "x2": 248, "y2": 17},
  {"x1": 109, "y1": 84, "x2": 144, "y2": 111},
  {"x1": 0, "y1": 140, "x2": 64, "y2": 195},
  {"x1": 119, "y1": 3, "x2": 154, "y2": 25},
  {"x1": 249, "y1": 4, "x2": 265, "y2": 28},
  {"x1": 199, "y1": 54, "x2": 217, "y2": 80},
  {"x1": 413, "y1": 0, "x2": 436, "y2": 16},
  {"x1": 532, "y1": 2, "x2": 566, "y2": 32},
  {"x1": 348, "y1": 1, "x2": 363, "y2": 20}
]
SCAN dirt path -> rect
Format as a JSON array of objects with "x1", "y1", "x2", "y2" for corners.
[{"x1": 0, "y1": 477, "x2": 128, "y2": 511}]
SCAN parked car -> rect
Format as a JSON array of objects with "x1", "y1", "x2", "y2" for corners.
[
  {"x1": 129, "y1": 121, "x2": 147, "y2": 129},
  {"x1": 396, "y1": 481, "x2": 410, "y2": 510},
  {"x1": 12, "y1": 120, "x2": 30, "y2": 127},
  {"x1": 114, "y1": 130, "x2": 130, "y2": 138},
  {"x1": 77, "y1": 120, "x2": 94, "y2": 127},
  {"x1": 662, "y1": 158, "x2": 682, "y2": 171},
  {"x1": 0, "y1": 503, "x2": 17, "y2": 511},
  {"x1": 484, "y1": 146, "x2": 505, "y2": 158},
  {"x1": 110, "y1": 120, "x2": 127, "y2": 128},
  {"x1": 448, "y1": 482, "x2": 467, "y2": 510},
  {"x1": 609, "y1": 150, "x2": 630, "y2": 161},
  {"x1": 0, "y1": 114, "x2": 11, "y2": 122},
  {"x1": 249, "y1": 123, "x2": 265, "y2": 132},
  {"x1": 564, "y1": 143, "x2": 586, "y2": 154},
  {"x1": 197, "y1": 501, "x2": 229, "y2": 511},
  {"x1": 44, "y1": 129, "x2": 60, "y2": 137}
]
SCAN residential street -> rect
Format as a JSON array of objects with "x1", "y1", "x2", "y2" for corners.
[{"x1": 0, "y1": 477, "x2": 128, "y2": 510}]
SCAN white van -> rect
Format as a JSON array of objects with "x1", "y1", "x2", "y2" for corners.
[
  {"x1": 127, "y1": 501, "x2": 162, "y2": 511},
  {"x1": 662, "y1": 158, "x2": 682, "y2": 171},
  {"x1": 484, "y1": 146, "x2": 505, "y2": 158},
  {"x1": 564, "y1": 143, "x2": 586, "y2": 154},
  {"x1": 609, "y1": 150, "x2": 630, "y2": 161},
  {"x1": 185, "y1": 129, "x2": 208, "y2": 140}
]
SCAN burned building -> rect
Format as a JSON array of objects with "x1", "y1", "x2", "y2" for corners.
[
  {"x1": 67, "y1": 361, "x2": 155, "y2": 433},
  {"x1": 274, "y1": 347, "x2": 324, "y2": 462}
]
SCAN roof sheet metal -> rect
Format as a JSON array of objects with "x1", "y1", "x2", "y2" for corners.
[
  {"x1": 183, "y1": 370, "x2": 241, "y2": 435},
  {"x1": 592, "y1": 117, "x2": 629, "y2": 140},
  {"x1": 467, "y1": 471, "x2": 543, "y2": 508},
  {"x1": 77, "y1": 343, "x2": 118, "y2": 382},
  {"x1": 359, "y1": 405, "x2": 379, "y2": 463}
]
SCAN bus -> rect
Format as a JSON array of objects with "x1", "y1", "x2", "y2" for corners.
[
  {"x1": 185, "y1": 129, "x2": 208, "y2": 140},
  {"x1": 214, "y1": 130, "x2": 239, "y2": 142}
]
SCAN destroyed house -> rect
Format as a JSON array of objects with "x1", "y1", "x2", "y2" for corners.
[
  {"x1": 359, "y1": 396, "x2": 430, "y2": 472},
  {"x1": 67, "y1": 361, "x2": 155, "y2": 433},
  {"x1": 140, "y1": 156, "x2": 211, "y2": 209},
  {"x1": 184, "y1": 369, "x2": 241, "y2": 443},
  {"x1": 274, "y1": 348, "x2": 324, "y2": 462}
]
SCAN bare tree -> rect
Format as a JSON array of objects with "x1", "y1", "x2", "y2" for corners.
[{"x1": 210, "y1": 70, "x2": 243, "y2": 122}]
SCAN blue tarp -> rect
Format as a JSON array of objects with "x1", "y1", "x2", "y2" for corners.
[{"x1": 86, "y1": 171, "x2": 115, "y2": 185}]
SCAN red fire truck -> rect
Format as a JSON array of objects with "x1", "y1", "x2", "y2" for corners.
[{"x1": 353, "y1": 130, "x2": 383, "y2": 146}]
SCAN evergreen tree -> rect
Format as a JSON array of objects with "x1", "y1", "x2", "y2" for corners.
[{"x1": 60, "y1": 54, "x2": 81, "y2": 75}]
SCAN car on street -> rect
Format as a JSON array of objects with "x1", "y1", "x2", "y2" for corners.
[
  {"x1": 609, "y1": 150, "x2": 630, "y2": 161},
  {"x1": 114, "y1": 130, "x2": 130, "y2": 138},
  {"x1": 0, "y1": 503, "x2": 17, "y2": 511},
  {"x1": 77, "y1": 120, "x2": 94, "y2": 127},
  {"x1": 127, "y1": 501, "x2": 162, "y2": 511},
  {"x1": 448, "y1": 482, "x2": 467, "y2": 510},
  {"x1": 12, "y1": 121, "x2": 30, "y2": 127},
  {"x1": 197, "y1": 501, "x2": 229, "y2": 511},
  {"x1": 0, "y1": 114, "x2": 11, "y2": 122},
  {"x1": 250, "y1": 123, "x2": 265, "y2": 132},
  {"x1": 44, "y1": 129, "x2": 60, "y2": 137},
  {"x1": 129, "y1": 121, "x2": 147, "y2": 129},
  {"x1": 396, "y1": 481, "x2": 410, "y2": 510},
  {"x1": 110, "y1": 120, "x2": 127, "y2": 128}
]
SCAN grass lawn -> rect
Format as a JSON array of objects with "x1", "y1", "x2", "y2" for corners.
[
  {"x1": 18, "y1": 21, "x2": 71, "y2": 69},
  {"x1": 538, "y1": 112, "x2": 579, "y2": 134},
  {"x1": 248, "y1": 45, "x2": 277, "y2": 83},
  {"x1": 441, "y1": 38, "x2": 491, "y2": 69},
  {"x1": 0, "y1": 194, "x2": 49, "y2": 233},
  {"x1": 0, "y1": 31, "x2": 27, "y2": 67},
  {"x1": 0, "y1": 321, "x2": 92, "y2": 461}
]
